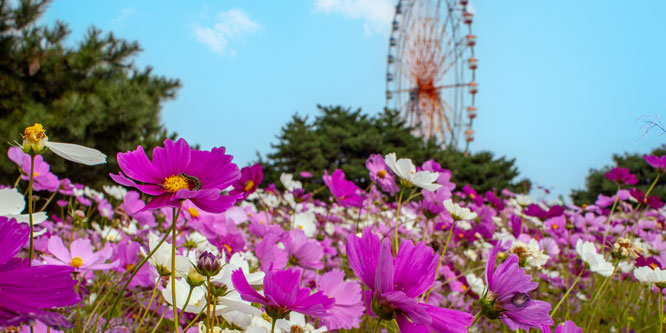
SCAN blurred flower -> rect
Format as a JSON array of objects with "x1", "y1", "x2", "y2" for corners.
[
  {"x1": 316, "y1": 268, "x2": 363, "y2": 330},
  {"x1": 634, "y1": 266, "x2": 666, "y2": 284},
  {"x1": 555, "y1": 320, "x2": 583, "y2": 333},
  {"x1": 0, "y1": 188, "x2": 48, "y2": 236},
  {"x1": 575, "y1": 240, "x2": 613, "y2": 277},
  {"x1": 645, "y1": 154, "x2": 666, "y2": 173},
  {"x1": 8, "y1": 147, "x2": 59, "y2": 191},
  {"x1": 230, "y1": 163, "x2": 263, "y2": 200},
  {"x1": 443, "y1": 199, "x2": 477, "y2": 221},
  {"x1": 605, "y1": 167, "x2": 638, "y2": 186},
  {"x1": 0, "y1": 217, "x2": 80, "y2": 329},
  {"x1": 44, "y1": 236, "x2": 119, "y2": 272},
  {"x1": 481, "y1": 241, "x2": 553, "y2": 331},
  {"x1": 232, "y1": 267, "x2": 334, "y2": 319},
  {"x1": 366, "y1": 154, "x2": 399, "y2": 195},
  {"x1": 110, "y1": 138, "x2": 241, "y2": 213},
  {"x1": 322, "y1": 169, "x2": 363, "y2": 208}
]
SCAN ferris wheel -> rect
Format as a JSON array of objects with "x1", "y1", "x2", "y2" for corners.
[{"x1": 385, "y1": 0, "x2": 478, "y2": 152}]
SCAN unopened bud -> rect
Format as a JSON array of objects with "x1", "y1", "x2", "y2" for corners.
[{"x1": 196, "y1": 251, "x2": 221, "y2": 277}]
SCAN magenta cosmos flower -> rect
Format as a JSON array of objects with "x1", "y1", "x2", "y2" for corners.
[
  {"x1": 346, "y1": 228, "x2": 473, "y2": 332},
  {"x1": 231, "y1": 267, "x2": 334, "y2": 319},
  {"x1": 366, "y1": 154, "x2": 399, "y2": 195},
  {"x1": 8, "y1": 147, "x2": 59, "y2": 192},
  {"x1": 0, "y1": 217, "x2": 80, "y2": 329},
  {"x1": 645, "y1": 154, "x2": 666, "y2": 173},
  {"x1": 481, "y1": 241, "x2": 554, "y2": 331},
  {"x1": 323, "y1": 169, "x2": 363, "y2": 208},
  {"x1": 44, "y1": 236, "x2": 118, "y2": 272},
  {"x1": 605, "y1": 167, "x2": 638, "y2": 186},
  {"x1": 230, "y1": 163, "x2": 263, "y2": 199},
  {"x1": 317, "y1": 268, "x2": 363, "y2": 330},
  {"x1": 110, "y1": 138, "x2": 241, "y2": 213}
]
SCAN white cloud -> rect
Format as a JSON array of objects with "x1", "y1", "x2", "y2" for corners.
[
  {"x1": 111, "y1": 7, "x2": 136, "y2": 26},
  {"x1": 192, "y1": 9, "x2": 260, "y2": 55},
  {"x1": 313, "y1": 0, "x2": 394, "y2": 35}
]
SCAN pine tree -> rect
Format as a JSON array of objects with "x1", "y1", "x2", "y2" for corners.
[{"x1": 0, "y1": 0, "x2": 180, "y2": 186}]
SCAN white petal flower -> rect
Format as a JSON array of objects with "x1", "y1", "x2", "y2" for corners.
[
  {"x1": 384, "y1": 152, "x2": 441, "y2": 191},
  {"x1": 93, "y1": 224, "x2": 121, "y2": 243},
  {"x1": 276, "y1": 312, "x2": 327, "y2": 333},
  {"x1": 142, "y1": 233, "x2": 190, "y2": 276},
  {"x1": 293, "y1": 211, "x2": 316, "y2": 237},
  {"x1": 576, "y1": 239, "x2": 614, "y2": 277},
  {"x1": 0, "y1": 188, "x2": 47, "y2": 235},
  {"x1": 465, "y1": 273, "x2": 485, "y2": 296},
  {"x1": 280, "y1": 173, "x2": 302, "y2": 191},
  {"x1": 443, "y1": 199, "x2": 477, "y2": 221},
  {"x1": 634, "y1": 266, "x2": 666, "y2": 284},
  {"x1": 161, "y1": 278, "x2": 206, "y2": 313},
  {"x1": 103, "y1": 185, "x2": 127, "y2": 200}
]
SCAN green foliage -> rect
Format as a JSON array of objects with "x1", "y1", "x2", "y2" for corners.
[
  {"x1": 571, "y1": 145, "x2": 666, "y2": 205},
  {"x1": 258, "y1": 105, "x2": 529, "y2": 194},
  {"x1": 0, "y1": 0, "x2": 180, "y2": 186}
]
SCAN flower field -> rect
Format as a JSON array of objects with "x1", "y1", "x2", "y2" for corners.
[{"x1": 2, "y1": 124, "x2": 666, "y2": 332}]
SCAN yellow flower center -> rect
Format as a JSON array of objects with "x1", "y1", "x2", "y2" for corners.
[
  {"x1": 163, "y1": 174, "x2": 196, "y2": 193},
  {"x1": 223, "y1": 244, "x2": 232, "y2": 253},
  {"x1": 377, "y1": 170, "x2": 386, "y2": 179},
  {"x1": 188, "y1": 207, "x2": 199, "y2": 218},
  {"x1": 23, "y1": 123, "x2": 47, "y2": 141},
  {"x1": 125, "y1": 263, "x2": 135, "y2": 272},
  {"x1": 297, "y1": 225, "x2": 303, "y2": 230},
  {"x1": 32, "y1": 172, "x2": 39, "y2": 177},
  {"x1": 243, "y1": 180, "x2": 255, "y2": 192},
  {"x1": 650, "y1": 263, "x2": 658, "y2": 270},
  {"x1": 461, "y1": 284, "x2": 468, "y2": 291},
  {"x1": 70, "y1": 256, "x2": 83, "y2": 268},
  {"x1": 458, "y1": 233, "x2": 464, "y2": 238},
  {"x1": 552, "y1": 224, "x2": 559, "y2": 230},
  {"x1": 339, "y1": 195, "x2": 345, "y2": 201}
]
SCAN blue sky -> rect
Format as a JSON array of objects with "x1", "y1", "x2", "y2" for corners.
[{"x1": 40, "y1": 1, "x2": 666, "y2": 201}]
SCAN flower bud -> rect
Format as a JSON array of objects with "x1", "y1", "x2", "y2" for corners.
[
  {"x1": 186, "y1": 267, "x2": 205, "y2": 287},
  {"x1": 196, "y1": 251, "x2": 221, "y2": 277}
]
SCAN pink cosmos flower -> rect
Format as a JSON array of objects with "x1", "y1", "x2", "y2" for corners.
[
  {"x1": 555, "y1": 320, "x2": 583, "y2": 333},
  {"x1": 230, "y1": 163, "x2": 263, "y2": 199},
  {"x1": 346, "y1": 228, "x2": 473, "y2": 332},
  {"x1": 44, "y1": 236, "x2": 119, "y2": 272},
  {"x1": 284, "y1": 229, "x2": 324, "y2": 270},
  {"x1": 605, "y1": 167, "x2": 638, "y2": 186},
  {"x1": 8, "y1": 146, "x2": 59, "y2": 192},
  {"x1": 366, "y1": 154, "x2": 399, "y2": 195},
  {"x1": 481, "y1": 241, "x2": 554, "y2": 331},
  {"x1": 645, "y1": 154, "x2": 666, "y2": 173},
  {"x1": 232, "y1": 267, "x2": 334, "y2": 319},
  {"x1": 322, "y1": 169, "x2": 363, "y2": 208},
  {"x1": 317, "y1": 269, "x2": 363, "y2": 330},
  {"x1": 110, "y1": 138, "x2": 241, "y2": 213},
  {"x1": 0, "y1": 217, "x2": 80, "y2": 329}
]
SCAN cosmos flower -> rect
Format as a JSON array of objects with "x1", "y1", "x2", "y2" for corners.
[
  {"x1": 575, "y1": 240, "x2": 613, "y2": 277},
  {"x1": 384, "y1": 152, "x2": 441, "y2": 191},
  {"x1": 316, "y1": 269, "x2": 363, "y2": 330},
  {"x1": 346, "y1": 228, "x2": 473, "y2": 332},
  {"x1": 44, "y1": 236, "x2": 119, "y2": 272},
  {"x1": 0, "y1": 217, "x2": 80, "y2": 329},
  {"x1": 110, "y1": 138, "x2": 241, "y2": 213},
  {"x1": 8, "y1": 147, "x2": 59, "y2": 191},
  {"x1": 633, "y1": 265, "x2": 666, "y2": 284},
  {"x1": 20, "y1": 123, "x2": 106, "y2": 165},
  {"x1": 443, "y1": 199, "x2": 478, "y2": 221},
  {"x1": 645, "y1": 154, "x2": 666, "y2": 173},
  {"x1": 283, "y1": 229, "x2": 324, "y2": 270},
  {"x1": 366, "y1": 154, "x2": 399, "y2": 195},
  {"x1": 0, "y1": 188, "x2": 48, "y2": 236},
  {"x1": 605, "y1": 167, "x2": 638, "y2": 186},
  {"x1": 231, "y1": 267, "x2": 334, "y2": 319},
  {"x1": 555, "y1": 320, "x2": 583, "y2": 333},
  {"x1": 481, "y1": 241, "x2": 554, "y2": 332},
  {"x1": 230, "y1": 163, "x2": 263, "y2": 200},
  {"x1": 322, "y1": 169, "x2": 363, "y2": 208}
]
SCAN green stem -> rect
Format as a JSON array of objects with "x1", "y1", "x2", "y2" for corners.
[
  {"x1": 373, "y1": 319, "x2": 382, "y2": 333},
  {"x1": 471, "y1": 311, "x2": 482, "y2": 326},
  {"x1": 550, "y1": 268, "x2": 584, "y2": 316},
  {"x1": 424, "y1": 219, "x2": 457, "y2": 303},
  {"x1": 38, "y1": 190, "x2": 57, "y2": 212},
  {"x1": 136, "y1": 278, "x2": 160, "y2": 332},
  {"x1": 28, "y1": 154, "x2": 35, "y2": 265},
  {"x1": 101, "y1": 223, "x2": 175, "y2": 333},
  {"x1": 207, "y1": 276, "x2": 212, "y2": 333},
  {"x1": 178, "y1": 285, "x2": 194, "y2": 324},
  {"x1": 660, "y1": 287, "x2": 664, "y2": 333},
  {"x1": 590, "y1": 263, "x2": 618, "y2": 304},
  {"x1": 394, "y1": 188, "x2": 405, "y2": 254},
  {"x1": 601, "y1": 185, "x2": 621, "y2": 255},
  {"x1": 271, "y1": 317, "x2": 277, "y2": 333},
  {"x1": 172, "y1": 204, "x2": 181, "y2": 333},
  {"x1": 422, "y1": 217, "x2": 430, "y2": 243},
  {"x1": 646, "y1": 173, "x2": 662, "y2": 198},
  {"x1": 182, "y1": 309, "x2": 205, "y2": 331}
]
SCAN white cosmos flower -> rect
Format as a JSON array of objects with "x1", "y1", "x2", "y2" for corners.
[
  {"x1": 443, "y1": 199, "x2": 477, "y2": 221},
  {"x1": 293, "y1": 211, "x2": 316, "y2": 237},
  {"x1": 509, "y1": 239, "x2": 549, "y2": 269},
  {"x1": 576, "y1": 239, "x2": 614, "y2": 277},
  {"x1": 0, "y1": 188, "x2": 48, "y2": 236},
  {"x1": 161, "y1": 278, "x2": 206, "y2": 313},
  {"x1": 634, "y1": 266, "x2": 666, "y2": 284},
  {"x1": 384, "y1": 153, "x2": 441, "y2": 191},
  {"x1": 142, "y1": 233, "x2": 190, "y2": 276},
  {"x1": 93, "y1": 224, "x2": 121, "y2": 243},
  {"x1": 465, "y1": 273, "x2": 485, "y2": 296},
  {"x1": 276, "y1": 312, "x2": 327, "y2": 333},
  {"x1": 280, "y1": 173, "x2": 302, "y2": 191},
  {"x1": 103, "y1": 185, "x2": 127, "y2": 200}
]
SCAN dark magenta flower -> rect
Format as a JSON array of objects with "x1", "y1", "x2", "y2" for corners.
[
  {"x1": 109, "y1": 138, "x2": 241, "y2": 213},
  {"x1": 322, "y1": 169, "x2": 363, "y2": 208},
  {"x1": 645, "y1": 154, "x2": 666, "y2": 173},
  {"x1": 605, "y1": 167, "x2": 638, "y2": 186},
  {"x1": 230, "y1": 163, "x2": 263, "y2": 199},
  {"x1": 231, "y1": 267, "x2": 334, "y2": 319},
  {"x1": 0, "y1": 217, "x2": 80, "y2": 329},
  {"x1": 346, "y1": 228, "x2": 473, "y2": 332},
  {"x1": 481, "y1": 241, "x2": 554, "y2": 331}
]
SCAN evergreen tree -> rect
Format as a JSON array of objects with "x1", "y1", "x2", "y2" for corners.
[
  {"x1": 0, "y1": 0, "x2": 180, "y2": 186},
  {"x1": 258, "y1": 105, "x2": 529, "y2": 195},
  {"x1": 571, "y1": 145, "x2": 666, "y2": 205}
]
